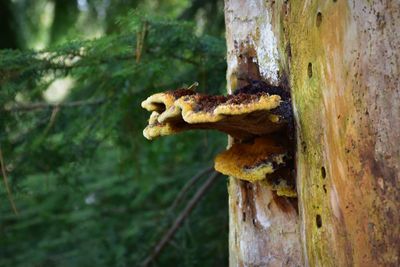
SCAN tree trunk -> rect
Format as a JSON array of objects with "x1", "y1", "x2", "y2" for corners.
[
  {"x1": 225, "y1": 1, "x2": 302, "y2": 266},
  {"x1": 224, "y1": 0, "x2": 400, "y2": 266}
]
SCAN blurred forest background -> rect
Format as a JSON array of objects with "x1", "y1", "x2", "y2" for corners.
[{"x1": 0, "y1": 0, "x2": 228, "y2": 266}]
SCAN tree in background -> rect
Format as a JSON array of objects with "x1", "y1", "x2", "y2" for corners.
[{"x1": 0, "y1": 1, "x2": 228, "y2": 266}]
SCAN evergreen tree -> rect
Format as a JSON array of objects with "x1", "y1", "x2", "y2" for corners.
[{"x1": 0, "y1": 6, "x2": 228, "y2": 267}]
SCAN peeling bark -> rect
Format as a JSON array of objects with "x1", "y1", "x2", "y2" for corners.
[{"x1": 225, "y1": 1, "x2": 302, "y2": 266}]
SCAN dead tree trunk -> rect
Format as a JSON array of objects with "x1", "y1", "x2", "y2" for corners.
[
  {"x1": 225, "y1": 1, "x2": 302, "y2": 266},
  {"x1": 224, "y1": 0, "x2": 400, "y2": 266}
]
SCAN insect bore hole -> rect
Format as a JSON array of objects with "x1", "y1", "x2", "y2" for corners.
[
  {"x1": 316, "y1": 12, "x2": 323, "y2": 27},
  {"x1": 316, "y1": 214, "x2": 322, "y2": 228},
  {"x1": 308, "y1": 63, "x2": 313, "y2": 78},
  {"x1": 321, "y1": 166, "x2": 326, "y2": 179}
]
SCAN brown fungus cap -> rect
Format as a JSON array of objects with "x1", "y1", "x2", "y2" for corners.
[
  {"x1": 141, "y1": 89, "x2": 284, "y2": 140},
  {"x1": 214, "y1": 137, "x2": 288, "y2": 182}
]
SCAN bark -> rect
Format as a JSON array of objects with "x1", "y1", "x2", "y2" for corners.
[
  {"x1": 224, "y1": 0, "x2": 400, "y2": 266},
  {"x1": 225, "y1": 1, "x2": 302, "y2": 266}
]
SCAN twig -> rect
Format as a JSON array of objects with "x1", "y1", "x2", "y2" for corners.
[
  {"x1": 136, "y1": 21, "x2": 148, "y2": 63},
  {"x1": 10, "y1": 115, "x2": 50, "y2": 146},
  {"x1": 42, "y1": 106, "x2": 60, "y2": 136},
  {"x1": 168, "y1": 166, "x2": 213, "y2": 212},
  {"x1": 141, "y1": 171, "x2": 220, "y2": 267},
  {"x1": 5, "y1": 99, "x2": 105, "y2": 112},
  {"x1": 0, "y1": 146, "x2": 18, "y2": 215}
]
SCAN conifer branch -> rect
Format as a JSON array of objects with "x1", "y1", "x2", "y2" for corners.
[
  {"x1": 168, "y1": 166, "x2": 213, "y2": 212},
  {"x1": 5, "y1": 99, "x2": 105, "y2": 112},
  {"x1": 0, "y1": 146, "x2": 18, "y2": 215},
  {"x1": 141, "y1": 171, "x2": 220, "y2": 267},
  {"x1": 42, "y1": 106, "x2": 60, "y2": 136}
]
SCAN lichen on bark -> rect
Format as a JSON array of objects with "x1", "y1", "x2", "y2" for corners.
[{"x1": 225, "y1": 0, "x2": 399, "y2": 266}]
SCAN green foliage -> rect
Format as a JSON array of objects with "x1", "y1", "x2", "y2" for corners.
[{"x1": 0, "y1": 10, "x2": 228, "y2": 267}]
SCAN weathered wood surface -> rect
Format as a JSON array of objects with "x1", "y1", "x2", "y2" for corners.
[
  {"x1": 225, "y1": 0, "x2": 400, "y2": 266},
  {"x1": 286, "y1": 1, "x2": 400, "y2": 266},
  {"x1": 225, "y1": 0, "x2": 302, "y2": 266}
]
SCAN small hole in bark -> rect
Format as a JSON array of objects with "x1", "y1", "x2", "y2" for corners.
[
  {"x1": 286, "y1": 43, "x2": 292, "y2": 59},
  {"x1": 307, "y1": 63, "x2": 313, "y2": 78},
  {"x1": 323, "y1": 184, "x2": 327, "y2": 194},
  {"x1": 316, "y1": 214, "x2": 322, "y2": 228},
  {"x1": 321, "y1": 166, "x2": 326, "y2": 179},
  {"x1": 301, "y1": 141, "x2": 307, "y2": 152},
  {"x1": 316, "y1": 12, "x2": 323, "y2": 27}
]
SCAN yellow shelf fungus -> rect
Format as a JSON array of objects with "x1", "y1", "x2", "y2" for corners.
[
  {"x1": 263, "y1": 168, "x2": 297, "y2": 198},
  {"x1": 141, "y1": 83, "x2": 296, "y2": 197},
  {"x1": 214, "y1": 137, "x2": 296, "y2": 197},
  {"x1": 141, "y1": 88, "x2": 284, "y2": 140},
  {"x1": 214, "y1": 138, "x2": 287, "y2": 182}
]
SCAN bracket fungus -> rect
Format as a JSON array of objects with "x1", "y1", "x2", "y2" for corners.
[
  {"x1": 214, "y1": 137, "x2": 296, "y2": 197},
  {"x1": 141, "y1": 81, "x2": 296, "y2": 197}
]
